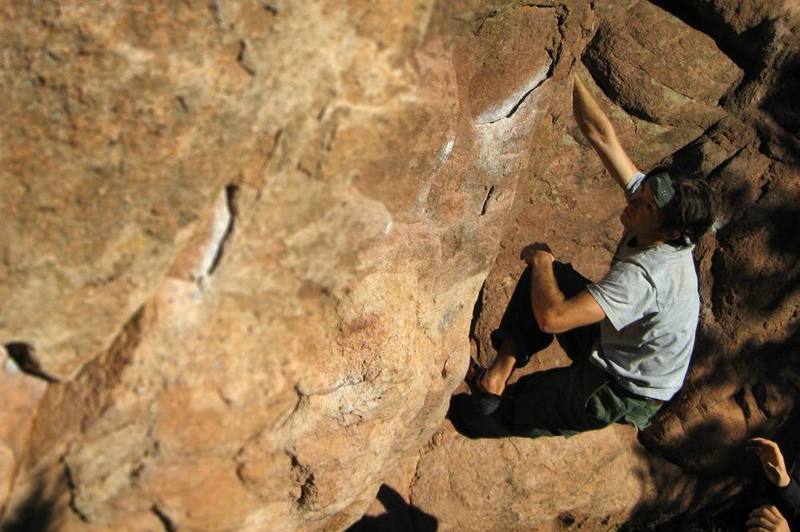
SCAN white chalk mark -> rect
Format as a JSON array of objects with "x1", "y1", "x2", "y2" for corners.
[
  {"x1": 474, "y1": 61, "x2": 552, "y2": 177},
  {"x1": 438, "y1": 138, "x2": 455, "y2": 164},
  {"x1": 3, "y1": 355, "x2": 20, "y2": 374},
  {"x1": 474, "y1": 61, "x2": 552, "y2": 125},
  {"x1": 193, "y1": 189, "x2": 232, "y2": 285}
]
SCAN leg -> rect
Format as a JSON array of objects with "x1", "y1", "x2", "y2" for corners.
[
  {"x1": 484, "y1": 262, "x2": 596, "y2": 394},
  {"x1": 509, "y1": 361, "x2": 613, "y2": 437},
  {"x1": 454, "y1": 361, "x2": 616, "y2": 440},
  {"x1": 479, "y1": 338, "x2": 517, "y2": 396},
  {"x1": 509, "y1": 361, "x2": 661, "y2": 437},
  {"x1": 489, "y1": 266, "x2": 553, "y2": 369}
]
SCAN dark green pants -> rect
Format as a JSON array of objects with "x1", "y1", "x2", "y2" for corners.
[
  {"x1": 451, "y1": 263, "x2": 662, "y2": 439},
  {"x1": 451, "y1": 360, "x2": 662, "y2": 439}
]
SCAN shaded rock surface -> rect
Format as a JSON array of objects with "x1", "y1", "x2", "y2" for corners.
[{"x1": 1, "y1": 0, "x2": 798, "y2": 531}]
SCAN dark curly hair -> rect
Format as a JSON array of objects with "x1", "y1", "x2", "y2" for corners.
[{"x1": 644, "y1": 166, "x2": 715, "y2": 247}]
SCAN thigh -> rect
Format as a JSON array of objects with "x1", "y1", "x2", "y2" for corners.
[
  {"x1": 556, "y1": 323, "x2": 600, "y2": 363},
  {"x1": 552, "y1": 261, "x2": 592, "y2": 298},
  {"x1": 509, "y1": 361, "x2": 612, "y2": 437}
]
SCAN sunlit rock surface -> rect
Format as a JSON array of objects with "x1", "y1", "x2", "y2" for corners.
[{"x1": 1, "y1": 0, "x2": 798, "y2": 530}]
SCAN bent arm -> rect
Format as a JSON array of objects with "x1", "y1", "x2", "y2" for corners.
[
  {"x1": 530, "y1": 257, "x2": 605, "y2": 333},
  {"x1": 572, "y1": 76, "x2": 640, "y2": 190}
]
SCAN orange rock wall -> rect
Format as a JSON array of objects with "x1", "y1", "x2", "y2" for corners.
[{"x1": 1, "y1": 0, "x2": 798, "y2": 530}]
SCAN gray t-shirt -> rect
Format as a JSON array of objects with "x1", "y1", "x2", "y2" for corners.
[{"x1": 586, "y1": 172, "x2": 700, "y2": 401}]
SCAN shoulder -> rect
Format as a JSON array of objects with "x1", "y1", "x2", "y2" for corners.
[
  {"x1": 630, "y1": 243, "x2": 695, "y2": 274},
  {"x1": 641, "y1": 245, "x2": 699, "y2": 307}
]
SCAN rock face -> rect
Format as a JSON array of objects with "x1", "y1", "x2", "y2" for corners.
[
  {"x1": 362, "y1": 0, "x2": 799, "y2": 529},
  {"x1": 1, "y1": 0, "x2": 798, "y2": 531}
]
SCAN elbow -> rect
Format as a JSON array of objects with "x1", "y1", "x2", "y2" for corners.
[{"x1": 537, "y1": 309, "x2": 565, "y2": 334}]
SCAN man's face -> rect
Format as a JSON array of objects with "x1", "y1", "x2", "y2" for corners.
[{"x1": 620, "y1": 181, "x2": 665, "y2": 236}]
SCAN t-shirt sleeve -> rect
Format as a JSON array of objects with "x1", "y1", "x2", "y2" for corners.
[{"x1": 586, "y1": 261, "x2": 658, "y2": 331}]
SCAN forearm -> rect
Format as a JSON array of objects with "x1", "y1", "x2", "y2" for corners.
[
  {"x1": 530, "y1": 259, "x2": 566, "y2": 333},
  {"x1": 572, "y1": 76, "x2": 616, "y2": 148},
  {"x1": 572, "y1": 77, "x2": 638, "y2": 190}
]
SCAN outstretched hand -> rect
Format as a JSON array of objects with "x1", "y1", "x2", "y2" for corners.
[
  {"x1": 746, "y1": 505, "x2": 790, "y2": 532},
  {"x1": 520, "y1": 243, "x2": 554, "y2": 266},
  {"x1": 748, "y1": 437, "x2": 791, "y2": 488}
]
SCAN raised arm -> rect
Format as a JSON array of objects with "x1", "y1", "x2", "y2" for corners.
[{"x1": 572, "y1": 76, "x2": 640, "y2": 190}]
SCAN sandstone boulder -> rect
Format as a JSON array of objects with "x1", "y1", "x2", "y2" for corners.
[
  {"x1": 583, "y1": 1, "x2": 741, "y2": 128},
  {"x1": 2, "y1": 1, "x2": 571, "y2": 530},
  {"x1": 2, "y1": 0, "x2": 798, "y2": 530}
]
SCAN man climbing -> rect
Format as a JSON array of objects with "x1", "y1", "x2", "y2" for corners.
[{"x1": 450, "y1": 76, "x2": 715, "y2": 438}]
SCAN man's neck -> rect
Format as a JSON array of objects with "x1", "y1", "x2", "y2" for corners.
[{"x1": 629, "y1": 233, "x2": 664, "y2": 248}]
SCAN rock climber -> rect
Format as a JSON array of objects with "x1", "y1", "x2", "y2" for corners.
[
  {"x1": 746, "y1": 437, "x2": 798, "y2": 531},
  {"x1": 450, "y1": 75, "x2": 715, "y2": 439}
]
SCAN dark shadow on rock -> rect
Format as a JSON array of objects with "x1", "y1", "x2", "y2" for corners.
[
  {"x1": 625, "y1": 414, "x2": 744, "y2": 527},
  {"x1": 619, "y1": 319, "x2": 800, "y2": 529},
  {"x1": 759, "y1": 55, "x2": 800, "y2": 161},
  {"x1": 468, "y1": 281, "x2": 486, "y2": 363},
  {"x1": 347, "y1": 484, "x2": 437, "y2": 532},
  {"x1": 639, "y1": 322, "x2": 800, "y2": 473},
  {"x1": 647, "y1": 0, "x2": 769, "y2": 76},
  {"x1": 649, "y1": 0, "x2": 800, "y2": 164},
  {"x1": 626, "y1": 407, "x2": 800, "y2": 530},
  {"x1": 1, "y1": 478, "x2": 58, "y2": 532},
  {"x1": 667, "y1": 128, "x2": 800, "y2": 317}
]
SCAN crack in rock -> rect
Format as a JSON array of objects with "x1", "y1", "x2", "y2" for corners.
[
  {"x1": 480, "y1": 185, "x2": 496, "y2": 215},
  {"x1": 192, "y1": 185, "x2": 238, "y2": 286},
  {"x1": 62, "y1": 458, "x2": 90, "y2": 523},
  {"x1": 3, "y1": 342, "x2": 56, "y2": 382},
  {"x1": 207, "y1": 184, "x2": 238, "y2": 276},
  {"x1": 733, "y1": 386, "x2": 751, "y2": 423},
  {"x1": 260, "y1": 2, "x2": 279, "y2": 16},
  {"x1": 151, "y1": 504, "x2": 177, "y2": 532},
  {"x1": 751, "y1": 381, "x2": 774, "y2": 419},
  {"x1": 236, "y1": 40, "x2": 256, "y2": 76},
  {"x1": 208, "y1": 0, "x2": 223, "y2": 32},
  {"x1": 475, "y1": 61, "x2": 552, "y2": 124}
]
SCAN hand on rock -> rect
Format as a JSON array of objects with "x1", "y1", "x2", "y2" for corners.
[
  {"x1": 748, "y1": 437, "x2": 791, "y2": 488},
  {"x1": 746, "y1": 505, "x2": 790, "y2": 532},
  {"x1": 520, "y1": 243, "x2": 554, "y2": 266}
]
